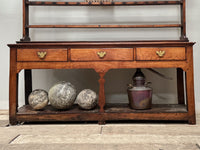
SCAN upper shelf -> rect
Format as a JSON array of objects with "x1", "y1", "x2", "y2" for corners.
[
  {"x1": 26, "y1": 1, "x2": 182, "y2": 6},
  {"x1": 27, "y1": 24, "x2": 182, "y2": 28},
  {"x1": 20, "y1": 0, "x2": 188, "y2": 42}
]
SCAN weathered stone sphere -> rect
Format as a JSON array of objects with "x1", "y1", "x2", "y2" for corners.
[
  {"x1": 76, "y1": 89, "x2": 97, "y2": 110},
  {"x1": 48, "y1": 81, "x2": 77, "y2": 109},
  {"x1": 28, "y1": 89, "x2": 49, "y2": 110}
]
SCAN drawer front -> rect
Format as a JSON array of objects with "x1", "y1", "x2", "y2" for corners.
[
  {"x1": 136, "y1": 47, "x2": 186, "y2": 61},
  {"x1": 71, "y1": 48, "x2": 133, "y2": 61},
  {"x1": 17, "y1": 49, "x2": 68, "y2": 62}
]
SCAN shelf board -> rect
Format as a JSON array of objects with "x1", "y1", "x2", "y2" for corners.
[
  {"x1": 17, "y1": 104, "x2": 187, "y2": 115},
  {"x1": 27, "y1": 1, "x2": 182, "y2": 6},
  {"x1": 16, "y1": 40, "x2": 190, "y2": 44},
  {"x1": 27, "y1": 24, "x2": 182, "y2": 28},
  {"x1": 18, "y1": 104, "x2": 99, "y2": 115},
  {"x1": 105, "y1": 103, "x2": 187, "y2": 113},
  {"x1": 16, "y1": 104, "x2": 188, "y2": 122}
]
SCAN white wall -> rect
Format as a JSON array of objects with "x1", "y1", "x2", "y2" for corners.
[{"x1": 0, "y1": 0, "x2": 200, "y2": 113}]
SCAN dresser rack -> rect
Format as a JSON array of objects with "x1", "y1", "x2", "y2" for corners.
[
  {"x1": 8, "y1": 0, "x2": 196, "y2": 125},
  {"x1": 21, "y1": 0, "x2": 188, "y2": 42}
]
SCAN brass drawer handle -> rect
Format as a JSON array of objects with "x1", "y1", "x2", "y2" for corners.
[
  {"x1": 156, "y1": 50, "x2": 165, "y2": 57},
  {"x1": 37, "y1": 52, "x2": 47, "y2": 59},
  {"x1": 97, "y1": 51, "x2": 106, "y2": 58}
]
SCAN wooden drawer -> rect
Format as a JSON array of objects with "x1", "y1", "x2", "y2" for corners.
[
  {"x1": 71, "y1": 48, "x2": 133, "y2": 61},
  {"x1": 136, "y1": 47, "x2": 186, "y2": 61},
  {"x1": 17, "y1": 49, "x2": 68, "y2": 62}
]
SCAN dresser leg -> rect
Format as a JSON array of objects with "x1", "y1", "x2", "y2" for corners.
[
  {"x1": 25, "y1": 69, "x2": 32, "y2": 105},
  {"x1": 185, "y1": 46, "x2": 196, "y2": 125},
  {"x1": 98, "y1": 120, "x2": 106, "y2": 125},
  {"x1": 177, "y1": 68, "x2": 185, "y2": 104},
  {"x1": 186, "y1": 68, "x2": 196, "y2": 125},
  {"x1": 98, "y1": 72, "x2": 106, "y2": 113},
  {"x1": 188, "y1": 118, "x2": 196, "y2": 125},
  {"x1": 9, "y1": 48, "x2": 18, "y2": 125},
  {"x1": 9, "y1": 118, "x2": 18, "y2": 125}
]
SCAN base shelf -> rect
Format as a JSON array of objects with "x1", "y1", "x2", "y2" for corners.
[
  {"x1": 18, "y1": 104, "x2": 187, "y2": 115},
  {"x1": 105, "y1": 103, "x2": 187, "y2": 113},
  {"x1": 15, "y1": 104, "x2": 189, "y2": 123},
  {"x1": 18, "y1": 104, "x2": 99, "y2": 115}
]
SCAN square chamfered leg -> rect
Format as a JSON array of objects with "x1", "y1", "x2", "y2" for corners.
[
  {"x1": 24, "y1": 69, "x2": 32, "y2": 105},
  {"x1": 9, "y1": 48, "x2": 18, "y2": 125},
  {"x1": 177, "y1": 68, "x2": 185, "y2": 104},
  {"x1": 186, "y1": 67, "x2": 196, "y2": 124},
  {"x1": 185, "y1": 46, "x2": 196, "y2": 125}
]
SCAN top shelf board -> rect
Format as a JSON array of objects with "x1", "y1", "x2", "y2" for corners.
[{"x1": 26, "y1": 1, "x2": 182, "y2": 6}]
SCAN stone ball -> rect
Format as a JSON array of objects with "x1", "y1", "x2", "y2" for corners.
[
  {"x1": 49, "y1": 81, "x2": 77, "y2": 109},
  {"x1": 28, "y1": 89, "x2": 49, "y2": 110},
  {"x1": 76, "y1": 89, "x2": 97, "y2": 110}
]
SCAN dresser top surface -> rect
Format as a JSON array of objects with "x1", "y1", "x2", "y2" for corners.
[{"x1": 8, "y1": 41, "x2": 195, "y2": 48}]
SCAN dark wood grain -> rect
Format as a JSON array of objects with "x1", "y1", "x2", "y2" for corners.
[
  {"x1": 16, "y1": 40, "x2": 191, "y2": 43},
  {"x1": 16, "y1": 112, "x2": 189, "y2": 122},
  {"x1": 21, "y1": 0, "x2": 30, "y2": 41},
  {"x1": 16, "y1": 104, "x2": 188, "y2": 122},
  {"x1": 9, "y1": 48, "x2": 18, "y2": 125},
  {"x1": 180, "y1": 0, "x2": 188, "y2": 41},
  {"x1": 26, "y1": 1, "x2": 182, "y2": 6},
  {"x1": 185, "y1": 46, "x2": 196, "y2": 124},
  {"x1": 27, "y1": 24, "x2": 182, "y2": 28},
  {"x1": 18, "y1": 104, "x2": 187, "y2": 114},
  {"x1": 9, "y1": 41, "x2": 195, "y2": 47},
  {"x1": 18, "y1": 105, "x2": 99, "y2": 114},
  {"x1": 105, "y1": 104, "x2": 187, "y2": 113}
]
